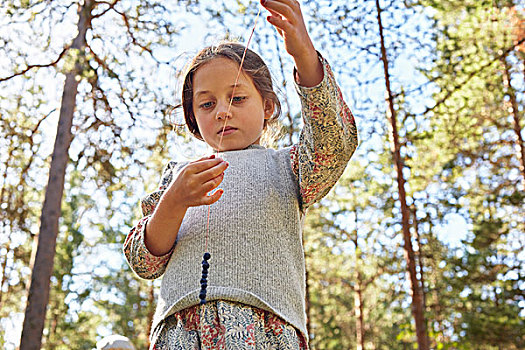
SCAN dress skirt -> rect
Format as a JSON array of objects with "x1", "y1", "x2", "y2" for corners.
[{"x1": 151, "y1": 300, "x2": 308, "y2": 350}]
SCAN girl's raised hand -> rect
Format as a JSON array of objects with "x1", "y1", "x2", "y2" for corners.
[{"x1": 260, "y1": 0, "x2": 323, "y2": 86}]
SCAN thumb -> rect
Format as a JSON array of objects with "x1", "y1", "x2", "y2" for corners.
[
  {"x1": 204, "y1": 189, "x2": 224, "y2": 205},
  {"x1": 194, "y1": 154, "x2": 216, "y2": 162}
]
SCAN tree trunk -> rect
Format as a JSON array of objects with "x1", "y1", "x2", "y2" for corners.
[
  {"x1": 412, "y1": 206, "x2": 427, "y2": 314},
  {"x1": 502, "y1": 55, "x2": 525, "y2": 191},
  {"x1": 374, "y1": 1, "x2": 429, "y2": 349},
  {"x1": 353, "y1": 211, "x2": 365, "y2": 350},
  {"x1": 146, "y1": 281, "x2": 156, "y2": 349},
  {"x1": 0, "y1": 232, "x2": 12, "y2": 311},
  {"x1": 412, "y1": 206, "x2": 430, "y2": 347},
  {"x1": 19, "y1": 1, "x2": 93, "y2": 349},
  {"x1": 274, "y1": 31, "x2": 295, "y2": 145},
  {"x1": 0, "y1": 140, "x2": 15, "y2": 310},
  {"x1": 305, "y1": 263, "x2": 312, "y2": 342},
  {"x1": 353, "y1": 277, "x2": 365, "y2": 350},
  {"x1": 302, "y1": 219, "x2": 312, "y2": 342}
]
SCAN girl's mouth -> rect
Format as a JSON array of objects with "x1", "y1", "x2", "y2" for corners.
[{"x1": 218, "y1": 126, "x2": 237, "y2": 136}]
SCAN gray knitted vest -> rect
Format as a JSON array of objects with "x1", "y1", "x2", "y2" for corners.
[{"x1": 152, "y1": 144, "x2": 308, "y2": 337}]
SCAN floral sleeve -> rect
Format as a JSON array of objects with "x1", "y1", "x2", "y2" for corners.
[
  {"x1": 123, "y1": 161, "x2": 179, "y2": 280},
  {"x1": 290, "y1": 54, "x2": 358, "y2": 210}
]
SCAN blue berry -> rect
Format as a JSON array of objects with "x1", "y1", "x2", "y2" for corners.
[{"x1": 198, "y1": 253, "x2": 211, "y2": 305}]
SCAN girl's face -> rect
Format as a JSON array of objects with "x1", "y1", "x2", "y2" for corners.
[{"x1": 192, "y1": 57, "x2": 274, "y2": 151}]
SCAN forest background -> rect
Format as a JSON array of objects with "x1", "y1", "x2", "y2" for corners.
[{"x1": 0, "y1": 0, "x2": 523, "y2": 349}]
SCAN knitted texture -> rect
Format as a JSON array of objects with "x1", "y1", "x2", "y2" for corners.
[{"x1": 151, "y1": 145, "x2": 307, "y2": 336}]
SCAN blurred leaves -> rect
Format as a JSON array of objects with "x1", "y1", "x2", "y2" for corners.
[{"x1": 0, "y1": 0, "x2": 523, "y2": 349}]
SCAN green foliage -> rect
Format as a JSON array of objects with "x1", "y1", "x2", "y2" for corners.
[
  {"x1": 304, "y1": 160, "x2": 414, "y2": 349},
  {"x1": 410, "y1": 1, "x2": 525, "y2": 348},
  {"x1": 0, "y1": 0, "x2": 523, "y2": 349}
]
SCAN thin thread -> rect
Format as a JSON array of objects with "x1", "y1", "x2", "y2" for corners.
[
  {"x1": 204, "y1": 7, "x2": 262, "y2": 252},
  {"x1": 218, "y1": 7, "x2": 263, "y2": 151},
  {"x1": 205, "y1": 205, "x2": 211, "y2": 252}
]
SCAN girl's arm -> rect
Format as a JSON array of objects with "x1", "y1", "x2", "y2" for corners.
[
  {"x1": 260, "y1": 0, "x2": 323, "y2": 87},
  {"x1": 123, "y1": 161, "x2": 179, "y2": 280},
  {"x1": 261, "y1": 0, "x2": 358, "y2": 209},
  {"x1": 290, "y1": 56, "x2": 358, "y2": 210},
  {"x1": 124, "y1": 156, "x2": 228, "y2": 279}
]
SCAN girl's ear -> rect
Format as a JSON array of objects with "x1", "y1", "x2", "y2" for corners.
[{"x1": 263, "y1": 99, "x2": 275, "y2": 120}]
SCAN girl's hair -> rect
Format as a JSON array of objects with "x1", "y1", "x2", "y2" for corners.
[{"x1": 180, "y1": 41, "x2": 281, "y2": 141}]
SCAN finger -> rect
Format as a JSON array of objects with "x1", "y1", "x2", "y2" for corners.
[
  {"x1": 200, "y1": 154, "x2": 216, "y2": 160},
  {"x1": 266, "y1": 14, "x2": 292, "y2": 34},
  {"x1": 202, "y1": 189, "x2": 224, "y2": 205},
  {"x1": 186, "y1": 157, "x2": 224, "y2": 174},
  {"x1": 267, "y1": 8, "x2": 283, "y2": 19},
  {"x1": 260, "y1": 0, "x2": 298, "y2": 20},
  {"x1": 201, "y1": 172, "x2": 225, "y2": 194},
  {"x1": 265, "y1": 6, "x2": 298, "y2": 38},
  {"x1": 263, "y1": 9, "x2": 284, "y2": 36},
  {"x1": 196, "y1": 160, "x2": 228, "y2": 183},
  {"x1": 192, "y1": 154, "x2": 216, "y2": 164}
]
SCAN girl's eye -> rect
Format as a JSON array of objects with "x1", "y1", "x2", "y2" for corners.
[
  {"x1": 232, "y1": 96, "x2": 246, "y2": 103},
  {"x1": 200, "y1": 101, "x2": 214, "y2": 109}
]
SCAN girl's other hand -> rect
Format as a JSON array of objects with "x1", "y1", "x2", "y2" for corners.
[
  {"x1": 260, "y1": 0, "x2": 323, "y2": 86},
  {"x1": 144, "y1": 155, "x2": 227, "y2": 256},
  {"x1": 165, "y1": 155, "x2": 228, "y2": 209}
]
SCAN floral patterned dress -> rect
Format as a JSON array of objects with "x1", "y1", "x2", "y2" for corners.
[{"x1": 152, "y1": 301, "x2": 308, "y2": 350}]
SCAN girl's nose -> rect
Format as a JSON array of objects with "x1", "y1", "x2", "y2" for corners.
[{"x1": 215, "y1": 108, "x2": 232, "y2": 120}]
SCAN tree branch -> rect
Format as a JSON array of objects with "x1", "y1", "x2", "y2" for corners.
[
  {"x1": 421, "y1": 37, "x2": 525, "y2": 116},
  {"x1": 0, "y1": 47, "x2": 69, "y2": 82},
  {"x1": 92, "y1": 0, "x2": 119, "y2": 19},
  {"x1": 85, "y1": 43, "x2": 136, "y2": 122}
]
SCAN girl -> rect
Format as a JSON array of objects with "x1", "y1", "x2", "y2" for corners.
[{"x1": 124, "y1": 0, "x2": 358, "y2": 348}]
